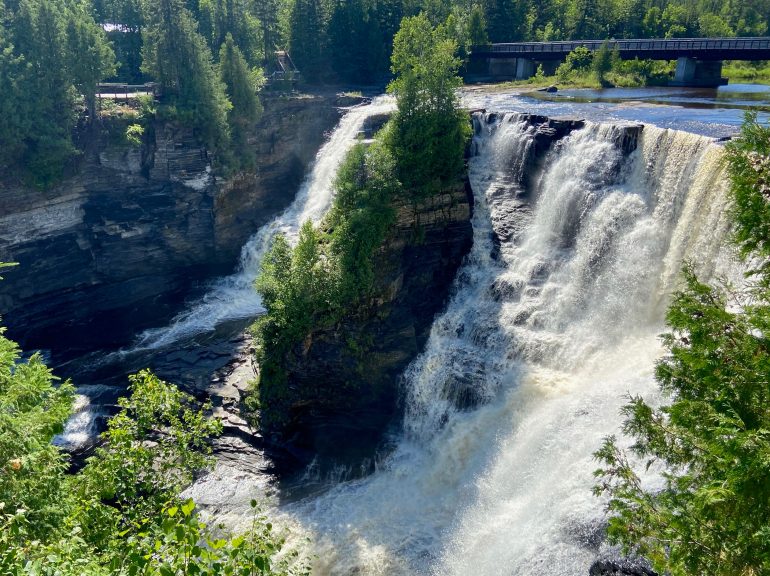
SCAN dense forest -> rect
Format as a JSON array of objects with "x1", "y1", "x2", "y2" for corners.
[{"x1": 2, "y1": 0, "x2": 770, "y2": 185}]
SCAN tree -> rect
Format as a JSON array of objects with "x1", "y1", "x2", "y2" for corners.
[
  {"x1": 142, "y1": 0, "x2": 231, "y2": 155},
  {"x1": 387, "y1": 13, "x2": 470, "y2": 201},
  {"x1": 0, "y1": 316, "x2": 74, "y2": 544},
  {"x1": 468, "y1": 4, "x2": 489, "y2": 46},
  {"x1": 219, "y1": 33, "x2": 264, "y2": 169},
  {"x1": 65, "y1": 8, "x2": 116, "y2": 123},
  {"x1": 483, "y1": 0, "x2": 528, "y2": 42},
  {"x1": 96, "y1": 0, "x2": 144, "y2": 81},
  {"x1": 698, "y1": 12, "x2": 734, "y2": 37},
  {"x1": 288, "y1": 0, "x2": 324, "y2": 81},
  {"x1": 591, "y1": 40, "x2": 617, "y2": 86},
  {"x1": 593, "y1": 115, "x2": 770, "y2": 576},
  {"x1": 0, "y1": 302, "x2": 301, "y2": 573},
  {"x1": 10, "y1": 0, "x2": 77, "y2": 186}
]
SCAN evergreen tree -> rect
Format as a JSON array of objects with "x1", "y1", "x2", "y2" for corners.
[
  {"x1": 142, "y1": 0, "x2": 231, "y2": 155},
  {"x1": 387, "y1": 13, "x2": 470, "y2": 200},
  {"x1": 288, "y1": 0, "x2": 324, "y2": 81},
  {"x1": 98, "y1": 0, "x2": 144, "y2": 81},
  {"x1": 483, "y1": 0, "x2": 529, "y2": 42},
  {"x1": 468, "y1": 3, "x2": 489, "y2": 45},
  {"x1": 219, "y1": 33, "x2": 263, "y2": 169},
  {"x1": 65, "y1": 8, "x2": 116, "y2": 123},
  {"x1": 254, "y1": 0, "x2": 283, "y2": 67},
  {"x1": 327, "y1": 0, "x2": 372, "y2": 82},
  {"x1": 11, "y1": 0, "x2": 76, "y2": 186}
]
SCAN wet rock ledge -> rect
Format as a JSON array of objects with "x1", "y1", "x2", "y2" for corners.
[{"x1": 0, "y1": 94, "x2": 341, "y2": 359}]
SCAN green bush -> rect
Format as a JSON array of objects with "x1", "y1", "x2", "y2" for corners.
[
  {"x1": 556, "y1": 46, "x2": 593, "y2": 82},
  {"x1": 0, "y1": 299, "x2": 301, "y2": 574},
  {"x1": 594, "y1": 115, "x2": 770, "y2": 576},
  {"x1": 125, "y1": 123, "x2": 144, "y2": 146}
]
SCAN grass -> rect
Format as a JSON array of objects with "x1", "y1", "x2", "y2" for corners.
[
  {"x1": 469, "y1": 58, "x2": 770, "y2": 91},
  {"x1": 723, "y1": 61, "x2": 770, "y2": 84}
]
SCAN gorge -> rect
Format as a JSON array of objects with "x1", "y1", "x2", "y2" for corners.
[
  {"x1": 0, "y1": 91, "x2": 749, "y2": 574},
  {"x1": 143, "y1": 98, "x2": 743, "y2": 575},
  {"x1": 236, "y1": 108, "x2": 735, "y2": 575}
]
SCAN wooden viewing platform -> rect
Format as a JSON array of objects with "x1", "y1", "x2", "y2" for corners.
[{"x1": 96, "y1": 82, "x2": 160, "y2": 100}]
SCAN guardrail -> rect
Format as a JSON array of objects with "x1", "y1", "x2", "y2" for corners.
[
  {"x1": 472, "y1": 37, "x2": 770, "y2": 60},
  {"x1": 96, "y1": 82, "x2": 160, "y2": 99}
]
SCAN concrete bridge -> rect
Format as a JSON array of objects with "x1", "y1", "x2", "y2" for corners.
[{"x1": 468, "y1": 37, "x2": 770, "y2": 87}]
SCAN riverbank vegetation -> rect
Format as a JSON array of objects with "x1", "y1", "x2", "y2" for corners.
[
  {"x1": 3, "y1": 0, "x2": 770, "y2": 184},
  {"x1": 249, "y1": 13, "x2": 470, "y2": 428},
  {"x1": 594, "y1": 114, "x2": 770, "y2": 576},
  {"x1": 0, "y1": 0, "x2": 264, "y2": 186},
  {"x1": 0, "y1": 306, "x2": 301, "y2": 574}
]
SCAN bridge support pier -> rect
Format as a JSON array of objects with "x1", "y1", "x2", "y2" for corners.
[
  {"x1": 516, "y1": 58, "x2": 536, "y2": 80},
  {"x1": 671, "y1": 57, "x2": 727, "y2": 88}
]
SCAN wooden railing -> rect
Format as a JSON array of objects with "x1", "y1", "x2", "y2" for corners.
[{"x1": 96, "y1": 82, "x2": 160, "y2": 100}]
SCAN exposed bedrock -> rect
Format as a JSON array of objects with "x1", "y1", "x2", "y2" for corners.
[
  {"x1": 264, "y1": 181, "x2": 475, "y2": 470},
  {"x1": 0, "y1": 95, "x2": 341, "y2": 359},
  {"x1": 259, "y1": 113, "x2": 646, "y2": 470}
]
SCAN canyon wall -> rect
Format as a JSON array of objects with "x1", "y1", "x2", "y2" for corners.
[{"x1": 0, "y1": 95, "x2": 341, "y2": 358}]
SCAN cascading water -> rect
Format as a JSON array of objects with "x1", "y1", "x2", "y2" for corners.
[
  {"x1": 279, "y1": 113, "x2": 738, "y2": 575},
  {"x1": 127, "y1": 96, "x2": 395, "y2": 352},
  {"x1": 55, "y1": 97, "x2": 395, "y2": 449}
]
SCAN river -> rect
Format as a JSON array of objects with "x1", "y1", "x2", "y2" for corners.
[{"x1": 53, "y1": 84, "x2": 764, "y2": 574}]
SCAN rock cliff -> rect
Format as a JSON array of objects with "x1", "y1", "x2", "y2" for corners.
[
  {"x1": 258, "y1": 112, "x2": 645, "y2": 471},
  {"x1": 260, "y1": 179, "x2": 474, "y2": 469},
  {"x1": 0, "y1": 95, "x2": 341, "y2": 358}
]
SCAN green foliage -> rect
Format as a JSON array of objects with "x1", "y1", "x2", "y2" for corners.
[
  {"x1": 0, "y1": 326, "x2": 74, "y2": 543},
  {"x1": 252, "y1": 140, "x2": 400, "y2": 424},
  {"x1": 142, "y1": 0, "x2": 232, "y2": 156},
  {"x1": 65, "y1": 5, "x2": 116, "y2": 120},
  {"x1": 219, "y1": 33, "x2": 264, "y2": 171},
  {"x1": 125, "y1": 123, "x2": 144, "y2": 145},
  {"x1": 591, "y1": 41, "x2": 617, "y2": 86},
  {"x1": 0, "y1": 309, "x2": 301, "y2": 574},
  {"x1": 594, "y1": 115, "x2": 770, "y2": 576},
  {"x1": 0, "y1": 0, "x2": 116, "y2": 186},
  {"x1": 327, "y1": 0, "x2": 386, "y2": 84},
  {"x1": 556, "y1": 46, "x2": 593, "y2": 82},
  {"x1": 468, "y1": 4, "x2": 489, "y2": 46},
  {"x1": 387, "y1": 13, "x2": 470, "y2": 202},
  {"x1": 288, "y1": 0, "x2": 325, "y2": 81},
  {"x1": 725, "y1": 113, "x2": 770, "y2": 265},
  {"x1": 251, "y1": 14, "x2": 470, "y2": 430},
  {"x1": 112, "y1": 498, "x2": 299, "y2": 576},
  {"x1": 72, "y1": 370, "x2": 223, "y2": 544}
]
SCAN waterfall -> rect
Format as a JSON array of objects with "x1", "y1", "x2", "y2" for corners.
[
  {"x1": 55, "y1": 97, "x2": 395, "y2": 450},
  {"x1": 128, "y1": 96, "x2": 395, "y2": 352},
  {"x1": 281, "y1": 113, "x2": 738, "y2": 575}
]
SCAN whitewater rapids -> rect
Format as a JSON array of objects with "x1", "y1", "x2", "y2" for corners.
[{"x1": 275, "y1": 113, "x2": 737, "y2": 575}]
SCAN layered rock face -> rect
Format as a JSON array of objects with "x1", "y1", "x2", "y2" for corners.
[
  {"x1": 0, "y1": 95, "x2": 340, "y2": 358},
  {"x1": 265, "y1": 181, "x2": 474, "y2": 467},
  {"x1": 262, "y1": 112, "x2": 645, "y2": 469}
]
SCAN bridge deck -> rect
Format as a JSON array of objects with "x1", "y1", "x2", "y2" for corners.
[{"x1": 472, "y1": 37, "x2": 770, "y2": 61}]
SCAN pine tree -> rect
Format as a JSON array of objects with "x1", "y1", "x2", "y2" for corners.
[
  {"x1": 387, "y1": 13, "x2": 470, "y2": 200},
  {"x1": 288, "y1": 0, "x2": 324, "y2": 81},
  {"x1": 142, "y1": 0, "x2": 232, "y2": 155},
  {"x1": 65, "y1": 8, "x2": 116, "y2": 123},
  {"x1": 219, "y1": 33, "x2": 263, "y2": 169}
]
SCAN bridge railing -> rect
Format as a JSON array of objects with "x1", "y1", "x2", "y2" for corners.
[{"x1": 475, "y1": 37, "x2": 770, "y2": 56}]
